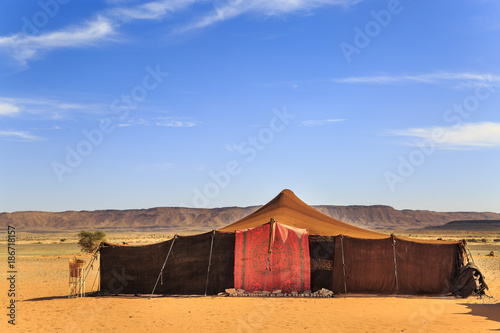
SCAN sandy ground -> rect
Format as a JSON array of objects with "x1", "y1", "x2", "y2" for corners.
[{"x1": 1, "y1": 236, "x2": 499, "y2": 332}]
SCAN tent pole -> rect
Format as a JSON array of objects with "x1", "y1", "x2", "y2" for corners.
[
  {"x1": 204, "y1": 231, "x2": 215, "y2": 297},
  {"x1": 340, "y1": 235, "x2": 347, "y2": 298},
  {"x1": 264, "y1": 218, "x2": 275, "y2": 294},
  {"x1": 149, "y1": 235, "x2": 177, "y2": 299},
  {"x1": 91, "y1": 266, "x2": 100, "y2": 293},
  {"x1": 268, "y1": 218, "x2": 275, "y2": 254},
  {"x1": 391, "y1": 235, "x2": 399, "y2": 295},
  {"x1": 464, "y1": 242, "x2": 476, "y2": 265}
]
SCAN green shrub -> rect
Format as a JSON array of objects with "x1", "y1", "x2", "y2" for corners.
[{"x1": 77, "y1": 230, "x2": 106, "y2": 253}]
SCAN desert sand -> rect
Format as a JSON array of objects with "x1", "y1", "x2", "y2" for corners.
[{"x1": 1, "y1": 233, "x2": 499, "y2": 332}]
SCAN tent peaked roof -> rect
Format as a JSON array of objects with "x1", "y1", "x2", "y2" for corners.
[{"x1": 218, "y1": 189, "x2": 387, "y2": 238}]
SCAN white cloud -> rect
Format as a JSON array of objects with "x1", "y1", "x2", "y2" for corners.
[
  {"x1": 110, "y1": 0, "x2": 199, "y2": 21},
  {"x1": 0, "y1": 16, "x2": 116, "y2": 66},
  {"x1": 178, "y1": 0, "x2": 362, "y2": 33},
  {"x1": 299, "y1": 118, "x2": 346, "y2": 126},
  {"x1": 331, "y1": 72, "x2": 500, "y2": 85},
  {"x1": 0, "y1": 0, "x2": 362, "y2": 64},
  {"x1": 0, "y1": 103, "x2": 20, "y2": 116},
  {"x1": 117, "y1": 118, "x2": 150, "y2": 127},
  {"x1": 387, "y1": 122, "x2": 500, "y2": 149},
  {"x1": 34, "y1": 125, "x2": 61, "y2": 130},
  {"x1": 155, "y1": 117, "x2": 199, "y2": 127},
  {"x1": 0, "y1": 130, "x2": 44, "y2": 142},
  {"x1": 117, "y1": 116, "x2": 199, "y2": 127},
  {"x1": 0, "y1": 96, "x2": 105, "y2": 119},
  {"x1": 177, "y1": 0, "x2": 244, "y2": 33}
]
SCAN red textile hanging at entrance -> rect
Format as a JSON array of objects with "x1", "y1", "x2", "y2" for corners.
[{"x1": 234, "y1": 221, "x2": 310, "y2": 293}]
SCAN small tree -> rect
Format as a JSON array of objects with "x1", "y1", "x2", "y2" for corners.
[{"x1": 78, "y1": 230, "x2": 106, "y2": 253}]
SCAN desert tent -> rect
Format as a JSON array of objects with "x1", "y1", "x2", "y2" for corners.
[
  {"x1": 219, "y1": 189, "x2": 468, "y2": 295},
  {"x1": 100, "y1": 189, "x2": 477, "y2": 296}
]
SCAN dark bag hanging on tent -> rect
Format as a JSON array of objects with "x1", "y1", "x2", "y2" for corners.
[{"x1": 451, "y1": 263, "x2": 488, "y2": 297}]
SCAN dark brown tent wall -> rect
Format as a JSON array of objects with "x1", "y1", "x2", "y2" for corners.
[
  {"x1": 309, "y1": 235, "x2": 335, "y2": 291},
  {"x1": 100, "y1": 231, "x2": 235, "y2": 295},
  {"x1": 396, "y1": 238, "x2": 463, "y2": 294},
  {"x1": 100, "y1": 239, "x2": 170, "y2": 295},
  {"x1": 332, "y1": 235, "x2": 465, "y2": 295},
  {"x1": 332, "y1": 236, "x2": 397, "y2": 294},
  {"x1": 156, "y1": 231, "x2": 235, "y2": 295}
]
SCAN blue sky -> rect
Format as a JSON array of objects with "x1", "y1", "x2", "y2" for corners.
[{"x1": 1, "y1": 0, "x2": 499, "y2": 213}]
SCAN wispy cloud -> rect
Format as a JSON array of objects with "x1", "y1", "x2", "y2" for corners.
[
  {"x1": 299, "y1": 118, "x2": 346, "y2": 126},
  {"x1": 331, "y1": 72, "x2": 500, "y2": 85},
  {"x1": 109, "y1": 0, "x2": 199, "y2": 21},
  {"x1": 0, "y1": 96, "x2": 106, "y2": 119},
  {"x1": 177, "y1": 0, "x2": 362, "y2": 33},
  {"x1": 387, "y1": 122, "x2": 500, "y2": 150},
  {"x1": 155, "y1": 116, "x2": 199, "y2": 127},
  {"x1": 34, "y1": 125, "x2": 62, "y2": 130},
  {"x1": 0, "y1": 130, "x2": 45, "y2": 142},
  {"x1": 0, "y1": 103, "x2": 20, "y2": 116},
  {"x1": 117, "y1": 118, "x2": 150, "y2": 127},
  {"x1": 0, "y1": 16, "x2": 116, "y2": 66},
  {"x1": 117, "y1": 116, "x2": 199, "y2": 127},
  {"x1": 1, "y1": 0, "x2": 362, "y2": 65}
]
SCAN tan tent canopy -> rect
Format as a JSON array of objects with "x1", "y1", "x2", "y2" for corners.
[
  {"x1": 219, "y1": 189, "x2": 458, "y2": 244},
  {"x1": 219, "y1": 189, "x2": 388, "y2": 239}
]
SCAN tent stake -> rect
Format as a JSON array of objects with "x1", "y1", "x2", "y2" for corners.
[
  {"x1": 204, "y1": 231, "x2": 215, "y2": 297},
  {"x1": 149, "y1": 235, "x2": 177, "y2": 299}
]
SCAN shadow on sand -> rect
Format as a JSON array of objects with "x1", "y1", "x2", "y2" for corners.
[
  {"x1": 22, "y1": 295, "x2": 70, "y2": 302},
  {"x1": 460, "y1": 303, "x2": 500, "y2": 331},
  {"x1": 22, "y1": 292, "x2": 101, "y2": 302}
]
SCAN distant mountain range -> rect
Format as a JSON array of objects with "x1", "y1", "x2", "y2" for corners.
[
  {"x1": 425, "y1": 220, "x2": 500, "y2": 232},
  {"x1": 2, "y1": 205, "x2": 500, "y2": 232}
]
